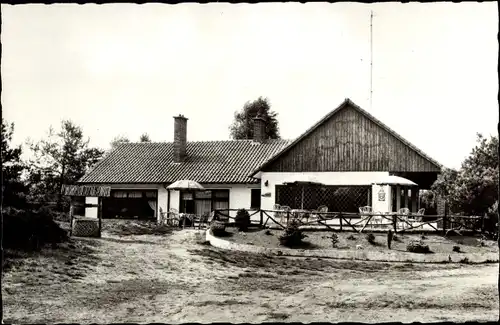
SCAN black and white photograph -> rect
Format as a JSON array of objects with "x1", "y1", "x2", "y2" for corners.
[{"x1": 1, "y1": 2, "x2": 499, "y2": 323}]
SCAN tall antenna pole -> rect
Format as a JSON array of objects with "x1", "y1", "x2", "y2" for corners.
[{"x1": 370, "y1": 10, "x2": 373, "y2": 110}]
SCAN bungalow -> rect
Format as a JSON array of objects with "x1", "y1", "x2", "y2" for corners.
[{"x1": 78, "y1": 98, "x2": 442, "y2": 221}]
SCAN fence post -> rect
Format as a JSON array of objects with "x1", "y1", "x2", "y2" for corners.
[
  {"x1": 260, "y1": 210, "x2": 263, "y2": 228},
  {"x1": 69, "y1": 197, "x2": 74, "y2": 237},
  {"x1": 286, "y1": 210, "x2": 290, "y2": 226},
  {"x1": 98, "y1": 197, "x2": 103, "y2": 238},
  {"x1": 393, "y1": 214, "x2": 397, "y2": 234},
  {"x1": 442, "y1": 203, "x2": 448, "y2": 236},
  {"x1": 339, "y1": 213, "x2": 343, "y2": 232}
]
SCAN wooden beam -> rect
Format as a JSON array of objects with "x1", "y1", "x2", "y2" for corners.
[
  {"x1": 411, "y1": 188, "x2": 417, "y2": 213},
  {"x1": 396, "y1": 185, "x2": 401, "y2": 212},
  {"x1": 98, "y1": 197, "x2": 103, "y2": 238},
  {"x1": 69, "y1": 197, "x2": 74, "y2": 237},
  {"x1": 404, "y1": 186, "x2": 409, "y2": 209}
]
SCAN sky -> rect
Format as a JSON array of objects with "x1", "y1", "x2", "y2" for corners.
[{"x1": 1, "y1": 2, "x2": 498, "y2": 170}]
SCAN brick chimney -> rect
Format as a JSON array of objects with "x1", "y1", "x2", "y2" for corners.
[
  {"x1": 173, "y1": 114, "x2": 188, "y2": 163},
  {"x1": 253, "y1": 114, "x2": 266, "y2": 143}
]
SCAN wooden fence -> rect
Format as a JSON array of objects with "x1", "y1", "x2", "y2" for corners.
[{"x1": 211, "y1": 208, "x2": 490, "y2": 236}]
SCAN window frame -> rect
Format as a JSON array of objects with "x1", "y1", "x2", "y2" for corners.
[{"x1": 179, "y1": 189, "x2": 230, "y2": 214}]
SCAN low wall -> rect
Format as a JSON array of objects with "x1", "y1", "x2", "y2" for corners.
[{"x1": 205, "y1": 229, "x2": 498, "y2": 264}]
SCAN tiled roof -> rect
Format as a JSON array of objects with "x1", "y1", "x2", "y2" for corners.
[{"x1": 78, "y1": 139, "x2": 291, "y2": 184}]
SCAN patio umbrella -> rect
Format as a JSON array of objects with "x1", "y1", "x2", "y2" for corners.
[
  {"x1": 167, "y1": 180, "x2": 205, "y2": 217},
  {"x1": 167, "y1": 179, "x2": 205, "y2": 191},
  {"x1": 283, "y1": 181, "x2": 324, "y2": 209},
  {"x1": 371, "y1": 175, "x2": 417, "y2": 186}
]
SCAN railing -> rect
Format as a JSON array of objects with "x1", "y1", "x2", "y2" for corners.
[
  {"x1": 211, "y1": 208, "x2": 491, "y2": 236},
  {"x1": 157, "y1": 207, "x2": 492, "y2": 237}
]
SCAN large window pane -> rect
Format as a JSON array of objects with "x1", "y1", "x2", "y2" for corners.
[
  {"x1": 195, "y1": 200, "x2": 212, "y2": 216},
  {"x1": 195, "y1": 190, "x2": 212, "y2": 199}
]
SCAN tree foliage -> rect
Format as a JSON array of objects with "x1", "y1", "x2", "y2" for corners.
[
  {"x1": 139, "y1": 133, "x2": 151, "y2": 143},
  {"x1": 431, "y1": 133, "x2": 499, "y2": 216},
  {"x1": 229, "y1": 97, "x2": 280, "y2": 140},
  {"x1": 110, "y1": 135, "x2": 130, "y2": 150},
  {"x1": 27, "y1": 120, "x2": 104, "y2": 208},
  {"x1": 1, "y1": 118, "x2": 28, "y2": 208}
]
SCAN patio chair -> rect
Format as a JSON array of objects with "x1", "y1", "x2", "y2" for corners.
[
  {"x1": 413, "y1": 208, "x2": 426, "y2": 229},
  {"x1": 273, "y1": 204, "x2": 283, "y2": 223},
  {"x1": 280, "y1": 205, "x2": 292, "y2": 225},
  {"x1": 310, "y1": 205, "x2": 328, "y2": 224},
  {"x1": 168, "y1": 208, "x2": 180, "y2": 227},
  {"x1": 359, "y1": 206, "x2": 373, "y2": 228},
  {"x1": 371, "y1": 211, "x2": 384, "y2": 229},
  {"x1": 397, "y1": 208, "x2": 411, "y2": 230}
]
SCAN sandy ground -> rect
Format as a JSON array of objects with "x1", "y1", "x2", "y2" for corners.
[{"x1": 2, "y1": 225, "x2": 499, "y2": 324}]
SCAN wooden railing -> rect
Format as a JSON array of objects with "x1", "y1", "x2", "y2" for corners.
[
  {"x1": 211, "y1": 208, "x2": 490, "y2": 236},
  {"x1": 158, "y1": 207, "x2": 491, "y2": 237}
]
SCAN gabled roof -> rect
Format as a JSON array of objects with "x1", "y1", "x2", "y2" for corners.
[
  {"x1": 250, "y1": 98, "x2": 442, "y2": 176},
  {"x1": 78, "y1": 139, "x2": 291, "y2": 184}
]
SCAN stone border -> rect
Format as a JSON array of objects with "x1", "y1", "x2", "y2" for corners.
[{"x1": 205, "y1": 229, "x2": 498, "y2": 264}]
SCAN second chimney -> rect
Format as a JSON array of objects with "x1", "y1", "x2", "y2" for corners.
[
  {"x1": 253, "y1": 115, "x2": 266, "y2": 143},
  {"x1": 173, "y1": 114, "x2": 188, "y2": 163}
]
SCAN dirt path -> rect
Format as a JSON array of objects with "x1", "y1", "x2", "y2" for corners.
[{"x1": 2, "y1": 229, "x2": 499, "y2": 323}]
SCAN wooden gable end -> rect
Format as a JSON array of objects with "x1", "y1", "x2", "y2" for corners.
[{"x1": 264, "y1": 105, "x2": 440, "y2": 173}]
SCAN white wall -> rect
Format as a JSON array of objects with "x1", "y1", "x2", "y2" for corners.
[
  {"x1": 259, "y1": 171, "x2": 389, "y2": 211},
  {"x1": 85, "y1": 183, "x2": 260, "y2": 221},
  {"x1": 85, "y1": 197, "x2": 98, "y2": 218},
  {"x1": 371, "y1": 184, "x2": 392, "y2": 213}
]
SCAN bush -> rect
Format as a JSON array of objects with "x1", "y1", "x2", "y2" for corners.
[
  {"x1": 2, "y1": 206, "x2": 68, "y2": 251},
  {"x1": 279, "y1": 220, "x2": 307, "y2": 248},
  {"x1": 365, "y1": 233, "x2": 376, "y2": 245},
  {"x1": 346, "y1": 234, "x2": 357, "y2": 241},
  {"x1": 452, "y1": 245, "x2": 461, "y2": 253},
  {"x1": 235, "y1": 209, "x2": 251, "y2": 232},
  {"x1": 265, "y1": 230, "x2": 273, "y2": 236},
  {"x1": 331, "y1": 233, "x2": 339, "y2": 247},
  {"x1": 210, "y1": 220, "x2": 227, "y2": 237},
  {"x1": 393, "y1": 235, "x2": 402, "y2": 242},
  {"x1": 406, "y1": 240, "x2": 430, "y2": 254},
  {"x1": 459, "y1": 257, "x2": 470, "y2": 264}
]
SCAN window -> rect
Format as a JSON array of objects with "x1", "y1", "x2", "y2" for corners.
[
  {"x1": 250, "y1": 188, "x2": 261, "y2": 209},
  {"x1": 180, "y1": 189, "x2": 230, "y2": 215}
]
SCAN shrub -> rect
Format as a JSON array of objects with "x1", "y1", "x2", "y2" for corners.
[
  {"x1": 392, "y1": 235, "x2": 402, "y2": 242},
  {"x1": 346, "y1": 234, "x2": 357, "y2": 241},
  {"x1": 331, "y1": 233, "x2": 339, "y2": 247},
  {"x1": 210, "y1": 220, "x2": 227, "y2": 237},
  {"x1": 279, "y1": 220, "x2": 307, "y2": 248},
  {"x1": 235, "y1": 209, "x2": 251, "y2": 232},
  {"x1": 420, "y1": 235, "x2": 427, "y2": 240},
  {"x1": 406, "y1": 240, "x2": 430, "y2": 254},
  {"x1": 452, "y1": 245, "x2": 461, "y2": 253},
  {"x1": 459, "y1": 257, "x2": 470, "y2": 264},
  {"x1": 365, "y1": 233, "x2": 376, "y2": 245},
  {"x1": 2, "y1": 206, "x2": 68, "y2": 251},
  {"x1": 264, "y1": 230, "x2": 273, "y2": 236}
]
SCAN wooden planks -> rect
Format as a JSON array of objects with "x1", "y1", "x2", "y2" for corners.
[{"x1": 265, "y1": 106, "x2": 440, "y2": 173}]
